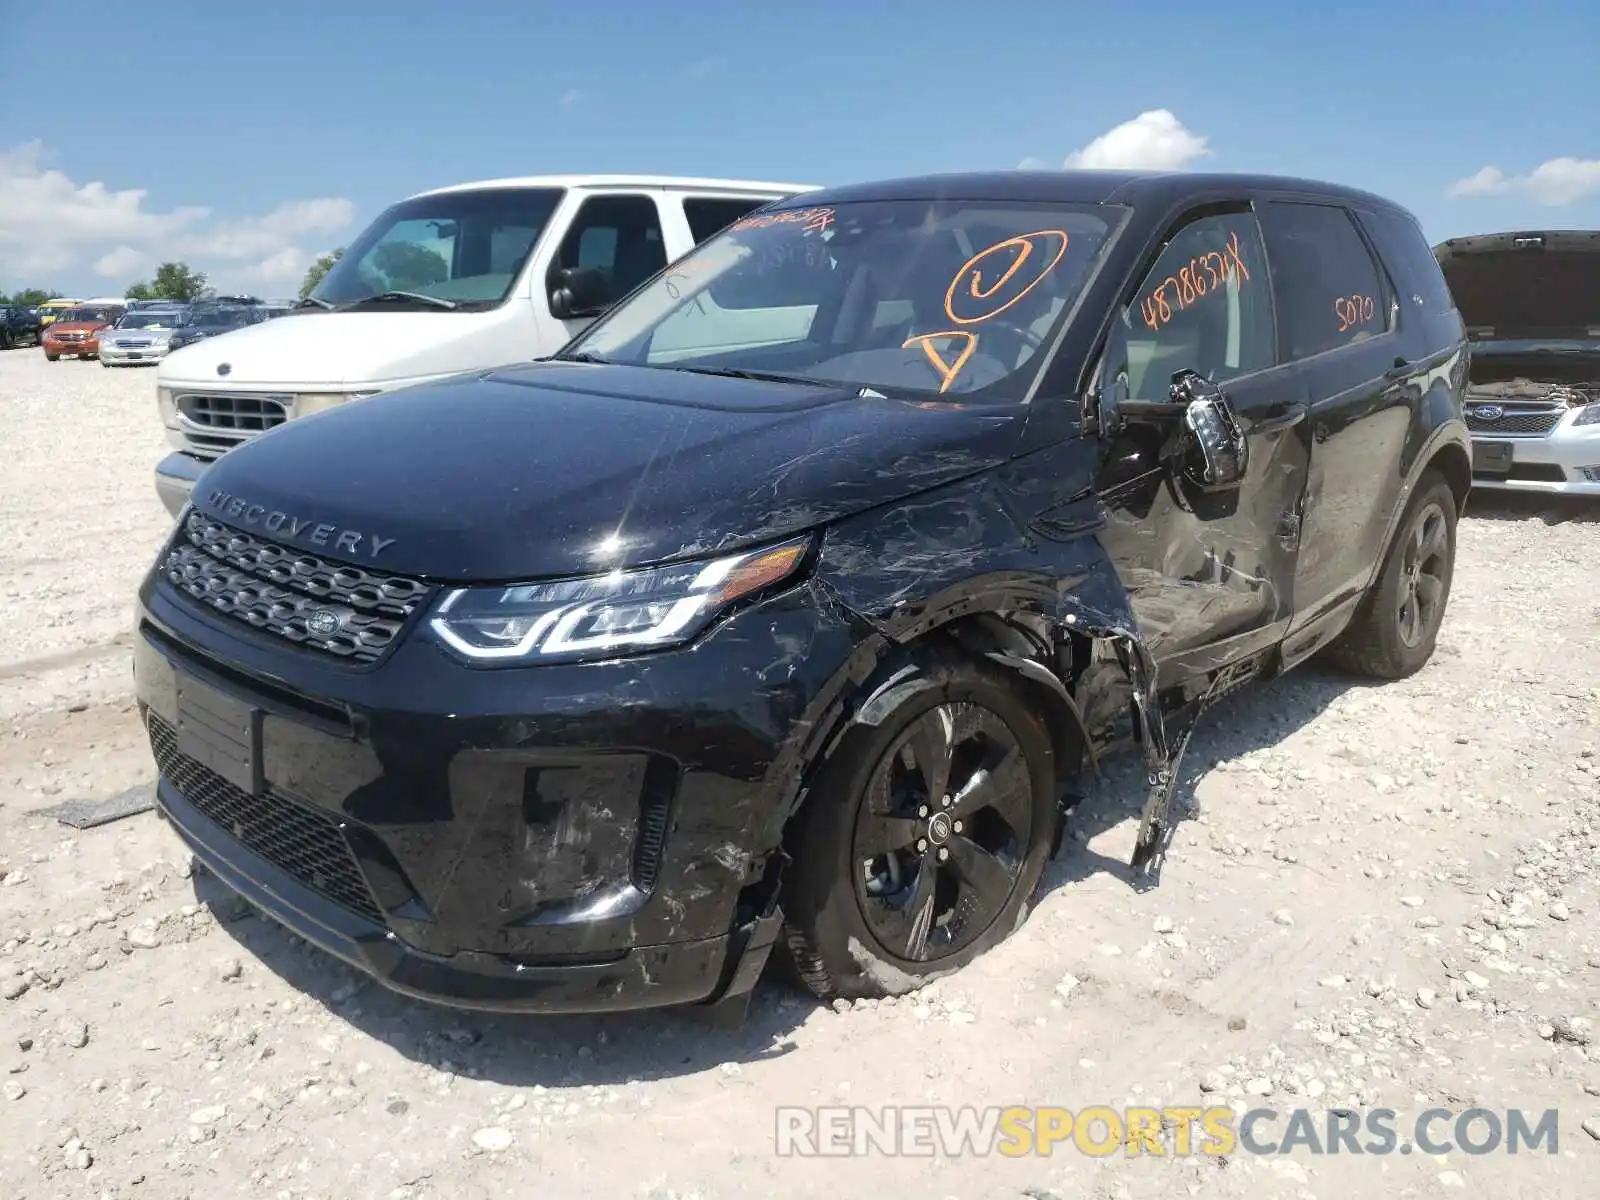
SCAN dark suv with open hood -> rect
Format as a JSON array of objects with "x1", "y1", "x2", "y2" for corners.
[
  {"x1": 135, "y1": 171, "x2": 1470, "y2": 1018},
  {"x1": 1435, "y1": 230, "x2": 1600, "y2": 495}
]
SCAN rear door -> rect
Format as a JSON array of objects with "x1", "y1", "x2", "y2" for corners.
[
  {"x1": 1257, "y1": 200, "x2": 1408, "y2": 627},
  {"x1": 1095, "y1": 203, "x2": 1311, "y2": 673}
]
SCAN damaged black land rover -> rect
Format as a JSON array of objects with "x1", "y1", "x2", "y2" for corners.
[{"x1": 135, "y1": 172, "x2": 1471, "y2": 1018}]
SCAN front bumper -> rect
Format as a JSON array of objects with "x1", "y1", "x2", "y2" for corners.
[
  {"x1": 101, "y1": 343, "x2": 168, "y2": 364},
  {"x1": 134, "y1": 564, "x2": 854, "y2": 1013},
  {"x1": 1469, "y1": 421, "x2": 1600, "y2": 495},
  {"x1": 155, "y1": 451, "x2": 211, "y2": 517},
  {"x1": 44, "y1": 338, "x2": 96, "y2": 357}
]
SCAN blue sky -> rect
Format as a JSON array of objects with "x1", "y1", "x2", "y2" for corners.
[{"x1": 2, "y1": 0, "x2": 1595, "y2": 296}]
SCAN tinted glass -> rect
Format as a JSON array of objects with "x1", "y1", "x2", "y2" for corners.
[
  {"x1": 566, "y1": 199, "x2": 1115, "y2": 402},
  {"x1": 311, "y1": 187, "x2": 563, "y2": 308},
  {"x1": 552, "y1": 195, "x2": 667, "y2": 302},
  {"x1": 1260, "y1": 202, "x2": 1388, "y2": 360},
  {"x1": 1120, "y1": 211, "x2": 1274, "y2": 401},
  {"x1": 683, "y1": 197, "x2": 769, "y2": 243},
  {"x1": 119, "y1": 312, "x2": 182, "y2": 329}
]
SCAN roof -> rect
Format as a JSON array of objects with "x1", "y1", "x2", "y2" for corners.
[
  {"x1": 781, "y1": 170, "x2": 1411, "y2": 214},
  {"x1": 413, "y1": 174, "x2": 818, "y2": 200},
  {"x1": 1433, "y1": 229, "x2": 1600, "y2": 256}
]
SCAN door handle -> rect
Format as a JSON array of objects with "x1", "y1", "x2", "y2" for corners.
[{"x1": 1248, "y1": 403, "x2": 1307, "y2": 434}]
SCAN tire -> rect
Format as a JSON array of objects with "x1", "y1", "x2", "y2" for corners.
[
  {"x1": 101, "y1": 361, "x2": 111, "y2": 369},
  {"x1": 1326, "y1": 470, "x2": 1457, "y2": 680},
  {"x1": 44, "y1": 352, "x2": 59, "y2": 361},
  {"x1": 778, "y1": 651, "x2": 1057, "y2": 1001},
  {"x1": 0, "y1": 332, "x2": 10, "y2": 351}
]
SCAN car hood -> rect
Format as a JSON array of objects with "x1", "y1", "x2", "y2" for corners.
[
  {"x1": 106, "y1": 326, "x2": 176, "y2": 340},
  {"x1": 1435, "y1": 231, "x2": 1600, "y2": 341},
  {"x1": 47, "y1": 321, "x2": 106, "y2": 334},
  {"x1": 157, "y1": 310, "x2": 532, "y2": 389},
  {"x1": 190, "y1": 362, "x2": 1025, "y2": 582}
]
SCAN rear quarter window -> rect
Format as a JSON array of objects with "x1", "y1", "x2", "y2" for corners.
[
  {"x1": 1259, "y1": 202, "x2": 1391, "y2": 361},
  {"x1": 1356, "y1": 207, "x2": 1463, "y2": 347},
  {"x1": 683, "y1": 197, "x2": 771, "y2": 244}
]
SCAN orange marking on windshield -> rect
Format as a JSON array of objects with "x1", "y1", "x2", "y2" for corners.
[
  {"x1": 944, "y1": 230, "x2": 1069, "y2": 326},
  {"x1": 903, "y1": 331, "x2": 978, "y2": 394},
  {"x1": 728, "y1": 206, "x2": 836, "y2": 234}
]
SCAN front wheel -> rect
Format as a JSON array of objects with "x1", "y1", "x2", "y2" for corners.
[
  {"x1": 1326, "y1": 470, "x2": 1457, "y2": 679},
  {"x1": 779, "y1": 652, "x2": 1057, "y2": 1001},
  {"x1": 44, "y1": 352, "x2": 59, "y2": 361}
]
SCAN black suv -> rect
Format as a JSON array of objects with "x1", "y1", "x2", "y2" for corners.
[
  {"x1": 0, "y1": 304, "x2": 41, "y2": 350},
  {"x1": 134, "y1": 172, "x2": 1469, "y2": 1018}
]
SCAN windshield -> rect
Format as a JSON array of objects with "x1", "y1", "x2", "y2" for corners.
[
  {"x1": 310, "y1": 186, "x2": 564, "y2": 309},
  {"x1": 59, "y1": 307, "x2": 117, "y2": 324},
  {"x1": 118, "y1": 312, "x2": 182, "y2": 330},
  {"x1": 563, "y1": 199, "x2": 1116, "y2": 401},
  {"x1": 190, "y1": 308, "x2": 256, "y2": 329}
]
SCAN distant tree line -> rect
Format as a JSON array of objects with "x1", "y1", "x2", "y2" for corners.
[{"x1": 3, "y1": 261, "x2": 213, "y2": 306}]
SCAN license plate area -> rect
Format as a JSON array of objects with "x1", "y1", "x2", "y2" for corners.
[
  {"x1": 175, "y1": 673, "x2": 261, "y2": 795},
  {"x1": 1473, "y1": 441, "x2": 1513, "y2": 474}
]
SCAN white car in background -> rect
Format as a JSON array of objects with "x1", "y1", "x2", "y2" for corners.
[
  {"x1": 100, "y1": 308, "x2": 188, "y2": 367},
  {"x1": 151, "y1": 173, "x2": 815, "y2": 515},
  {"x1": 1435, "y1": 230, "x2": 1600, "y2": 496}
]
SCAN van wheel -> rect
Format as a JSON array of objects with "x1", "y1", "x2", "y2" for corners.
[
  {"x1": 1326, "y1": 470, "x2": 1456, "y2": 680},
  {"x1": 779, "y1": 653, "x2": 1056, "y2": 1001}
]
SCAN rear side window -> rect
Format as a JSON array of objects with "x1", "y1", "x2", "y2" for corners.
[
  {"x1": 1260, "y1": 203, "x2": 1389, "y2": 361},
  {"x1": 683, "y1": 197, "x2": 768, "y2": 244},
  {"x1": 1356, "y1": 207, "x2": 1458, "y2": 319}
]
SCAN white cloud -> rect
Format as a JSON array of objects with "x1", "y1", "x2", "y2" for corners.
[
  {"x1": 558, "y1": 88, "x2": 583, "y2": 107},
  {"x1": 1448, "y1": 156, "x2": 1600, "y2": 206},
  {"x1": 93, "y1": 245, "x2": 145, "y2": 279},
  {"x1": 0, "y1": 141, "x2": 356, "y2": 290},
  {"x1": 242, "y1": 247, "x2": 307, "y2": 284},
  {"x1": 1063, "y1": 110, "x2": 1211, "y2": 172}
]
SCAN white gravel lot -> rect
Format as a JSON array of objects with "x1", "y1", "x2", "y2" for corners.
[{"x1": 1, "y1": 345, "x2": 1598, "y2": 1199}]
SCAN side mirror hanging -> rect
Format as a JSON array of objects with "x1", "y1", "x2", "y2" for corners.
[
  {"x1": 1170, "y1": 370, "x2": 1248, "y2": 489},
  {"x1": 548, "y1": 266, "x2": 612, "y2": 321}
]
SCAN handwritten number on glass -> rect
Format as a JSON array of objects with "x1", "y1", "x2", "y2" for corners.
[
  {"x1": 1138, "y1": 230, "x2": 1252, "y2": 333},
  {"x1": 1334, "y1": 293, "x2": 1376, "y2": 333}
]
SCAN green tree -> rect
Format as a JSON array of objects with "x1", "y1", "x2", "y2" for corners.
[
  {"x1": 4, "y1": 287, "x2": 62, "y2": 306},
  {"x1": 299, "y1": 247, "x2": 344, "y2": 299},
  {"x1": 125, "y1": 281, "x2": 156, "y2": 301},
  {"x1": 372, "y1": 242, "x2": 448, "y2": 292},
  {"x1": 149, "y1": 262, "x2": 209, "y2": 300}
]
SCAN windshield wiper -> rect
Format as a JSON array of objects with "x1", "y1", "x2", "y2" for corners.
[
  {"x1": 665, "y1": 365, "x2": 834, "y2": 387},
  {"x1": 559, "y1": 351, "x2": 612, "y2": 364},
  {"x1": 295, "y1": 295, "x2": 333, "y2": 310},
  {"x1": 339, "y1": 291, "x2": 459, "y2": 312}
]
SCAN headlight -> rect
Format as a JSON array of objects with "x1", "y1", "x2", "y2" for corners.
[
  {"x1": 294, "y1": 391, "x2": 380, "y2": 416},
  {"x1": 1573, "y1": 404, "x2": 1600, "y2": 427},
  {"x1": 429, "y1": 537, "x2": 812, "y2": 664}
]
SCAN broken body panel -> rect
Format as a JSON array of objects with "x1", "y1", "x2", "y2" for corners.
[{"x1": 133, "y1": 171, "x2": 1470, "y2": 1017}]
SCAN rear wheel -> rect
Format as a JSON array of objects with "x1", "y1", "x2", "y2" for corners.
[
  {"x1": 1327, "y1": 470, "x2": 1456, "y2": 679},
  {"x1": 779, "y1": 653, "x2": 1056, "y2": 1001}
]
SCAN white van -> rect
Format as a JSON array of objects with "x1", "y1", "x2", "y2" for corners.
[{"x1": 152, "y1": 174, "x2": 813, "y2": 515}]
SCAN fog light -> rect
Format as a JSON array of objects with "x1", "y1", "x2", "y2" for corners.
[{"x1": 1580, "y1": 466, "x2": 1600, "y2": 483}]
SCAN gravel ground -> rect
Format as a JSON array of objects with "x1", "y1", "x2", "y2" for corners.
[{"x1": 2, "y1": 346, "x2": 1598, "y2": 1199}]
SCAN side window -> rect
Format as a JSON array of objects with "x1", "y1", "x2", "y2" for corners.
[
  {"x1": 1355, "y1": 207, "x2": 1462, "y2": 350},
  {"x1": 553, "y1": 195, "x2": 667, "y2": 301},
  {"x1": 1259, "y1": 202, "x2": 1389, "y2": 361},
  {"x1": 683, "y1": 197, "x2": 768, "y2": 244},
  {"x1": 1122, "y1": 211, "x2": 1274, "y2": 401}
]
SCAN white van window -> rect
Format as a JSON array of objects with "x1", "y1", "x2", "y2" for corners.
[{"x1": 311, "y1": 186, "x2": 564, "y2": 310}]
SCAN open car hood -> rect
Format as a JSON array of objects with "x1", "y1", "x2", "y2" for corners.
[{"x1": 1434, "y1": 231, "x2": 1600, "y2": 342}]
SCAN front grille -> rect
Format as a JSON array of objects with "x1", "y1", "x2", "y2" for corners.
[
  {"x1": 177, "y1": 392, "x2": 290, "y2": 434},
  {"x1": 147, "y1": 712, "x2": 385, "y2": 925},
  {"x1": 1465, "y1": 406, "x2": 1563, "y2": 436},
  {"x1": 159, "y1": 512, "x2": 434, "y2": 664}
]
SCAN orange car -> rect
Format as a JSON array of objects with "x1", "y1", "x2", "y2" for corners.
[{"x1": 42, "y1": 304, "x2": 125, "y2": 361}]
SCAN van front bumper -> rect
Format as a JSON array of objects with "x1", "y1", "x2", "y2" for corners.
[{"x1": 155, "y1": 451, "x2": 211, "y2": 517}]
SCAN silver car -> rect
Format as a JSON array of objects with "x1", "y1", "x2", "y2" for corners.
[
  {"x1": 100, "y1": 308, "x2": 188, "y2": 367},
  {"x1": 1435, "y1": 231, "x2": 1600, "y2": 497}
]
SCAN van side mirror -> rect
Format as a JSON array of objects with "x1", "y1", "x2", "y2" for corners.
[{"x1": 548, "y1": 267, "x2": 611, "y2": 320}]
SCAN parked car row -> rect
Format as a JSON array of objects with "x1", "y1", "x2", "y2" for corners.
[
  {"x1": 34, "y1": 297, "x2": 291, "y2": 365},
  {"x1": 138, "y1": 164, "x2": 1593, "y2": 1028}
]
